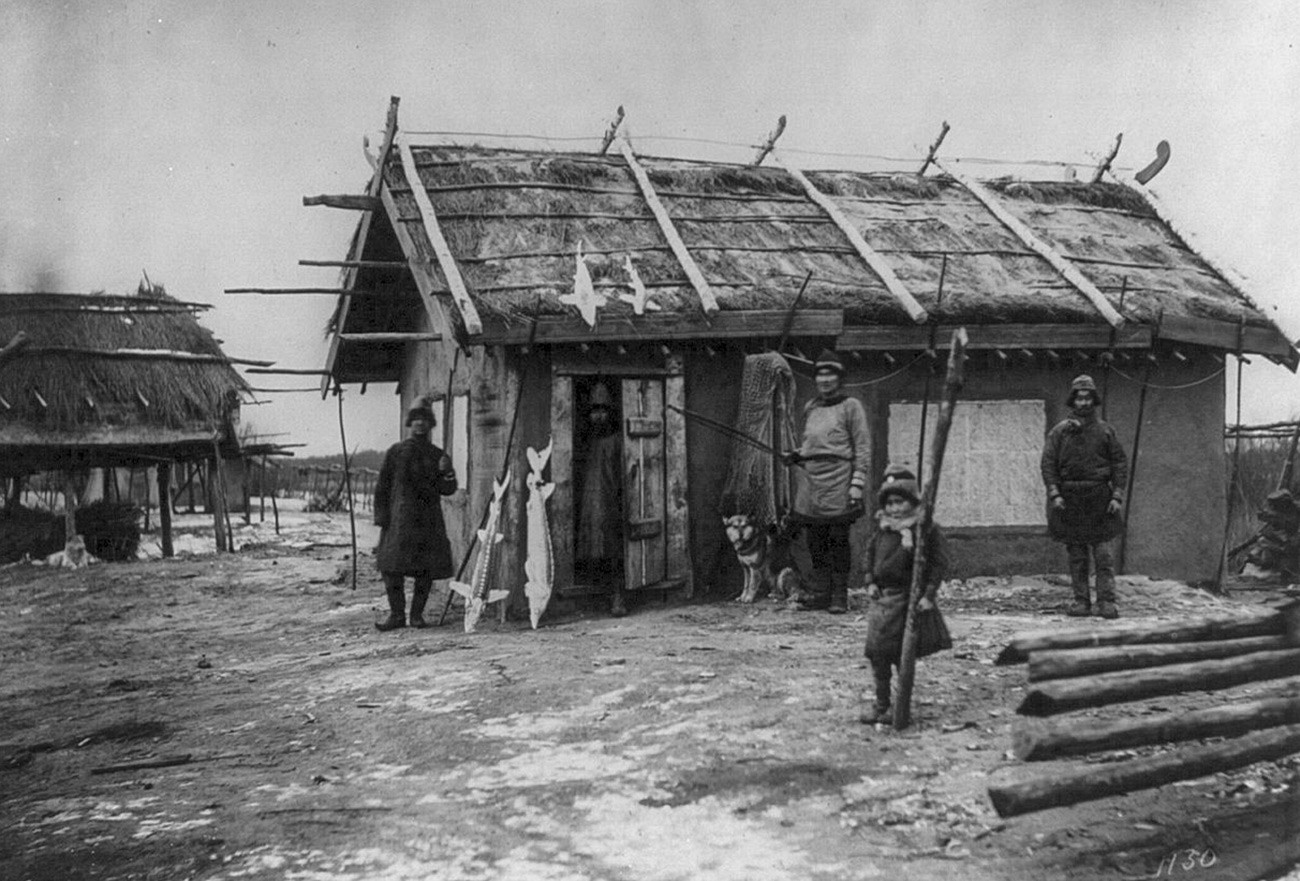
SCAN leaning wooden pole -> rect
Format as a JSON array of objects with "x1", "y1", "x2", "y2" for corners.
[
  {"x1": 893, "y1": 327, "x2": 967, "y2": 729},
  {"x1": 335, "y1": 380, "x2": 359, "y2": 592}
]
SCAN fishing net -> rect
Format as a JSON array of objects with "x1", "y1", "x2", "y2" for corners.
[{"x1": 720, "y1": 352, "x2": 796, "y2": 526}]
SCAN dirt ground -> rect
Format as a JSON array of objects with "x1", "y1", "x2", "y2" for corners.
[{"x1": 2, "y1": 509, "x2": 1298, "y2": 881}]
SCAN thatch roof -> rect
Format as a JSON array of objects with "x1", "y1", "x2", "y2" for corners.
[
  {"x1": 327, "y1": 143, "x2": 1295, "y2": 380},
  {"x1": 0, "y1": 292, "x2": 249, "y2": 474}
]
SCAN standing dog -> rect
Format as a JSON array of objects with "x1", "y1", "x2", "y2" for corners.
[{"x1": 724, "y1": 514, "x2": 796, "y2": 603}]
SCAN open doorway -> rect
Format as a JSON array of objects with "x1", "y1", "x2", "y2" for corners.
[{"x1": 572, "y1": 376, "x2": 625, "y2": 594}]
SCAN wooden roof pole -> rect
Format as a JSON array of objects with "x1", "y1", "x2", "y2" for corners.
[
  {"x1": 918, "y1": 121, "x2": 950, "y2": 176},
  {"x1": 616, "y1": 134, "x2": 720, "y2": 317},
  {"x1": 771, "y1": 151, "x2": 929, "y2": 324},
  {"x1": 936, "y1": 158, "x2": 1125, "y2": 328},
  {"x1": 752, "y1": 115, "x2": 786, "y2": 166},
  {"x1": 397, "y1": 138, "x2": 485, "y2": 336},
  {"x1": 322, "y1": 96, "x2": 401, "y2": 393},
  {"x1": 598, "y1": 105, "x2": 625, "y2": 155},
  {"x1": 1090, "y1": 133, "x2": 1123, "y2": 184}
]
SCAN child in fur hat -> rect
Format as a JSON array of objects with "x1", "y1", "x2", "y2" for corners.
[{"x1": 860, "y1": 464, "x2": 952, "y2": 724}]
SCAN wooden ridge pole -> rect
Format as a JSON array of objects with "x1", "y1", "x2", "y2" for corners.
[
  {"x1": 1013, "y1": 690, "x2": 1300, "y2": 761},
  {"x1": 773, "y1": 151, "x2": 929, "y2": 324},
  {"x1": 936, "y1": 158, "x2": 1125, "y2": 328},
  {"x1": 989, "y1": 723, "x2": 1300, "y2": 818},
  {"x1": 893, "y1": 327, "x2": 968, "y2": 729},
  {"x1": 616, "y1": 133, "x2": 720, "y2": 317}
]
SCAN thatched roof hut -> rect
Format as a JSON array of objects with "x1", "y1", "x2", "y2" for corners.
[
  {"x1": 303, "y1": 102, "x2": 1298, "y2": 614},
  {"x1": 0, "y1": 291, "x2": 249, "y2": 476}
]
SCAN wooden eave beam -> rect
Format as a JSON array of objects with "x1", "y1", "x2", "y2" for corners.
[
  {"x1": 323, "y1": 96, "x2": 401, "y2": 390},
  {"x1": 771, "y1": 152, "x2": 929, "y2": 324},
  {"x1": 477, "y1": 308, "x2": 842, "y2": 345},
  {"x1": 397, "y1": 138, "x2": 484, "y2": 337},
  {"x1": 616, "y1": 136, "x2": 720, "y2": 317},
  {"x1": 838, "y1": 323, "x2": 1152, "y2": 352},
  {"x1": 935, "y1": 158, "x2": 1126, "y2": 328},
  {"x1": 1159, "y1": 315, "x2": 1298, "y2": 369}
]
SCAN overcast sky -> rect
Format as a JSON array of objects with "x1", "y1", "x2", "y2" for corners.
[{"x1": 3, "y1": 1, "x2": 1298, "y2": 455}]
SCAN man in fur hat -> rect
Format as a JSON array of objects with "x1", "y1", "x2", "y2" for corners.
[
  {"x1": 372, "y1": 397, "x2": 458, "y2": 630},
  {"x1": 783, "y1": 349, "x2": 869, "y2": 613},
  {"x1": 1041, "y1": 374, "x2": 1129, "y2": 618}
]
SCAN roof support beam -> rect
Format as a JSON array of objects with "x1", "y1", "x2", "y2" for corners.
[
  {"x1": 936, "y1": 159, "x2": 1125, "y2": 328},
  {"x1": 397, "y1": 138, "x2": 484, "y2": 336},
  {"x1": 616, "y1": 136, "x2": 720, "y2": 317},
  {"x1": 771, "y1": 152, "x2": 929, "y2": 324}
]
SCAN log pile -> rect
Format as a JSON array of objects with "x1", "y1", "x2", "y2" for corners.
[{"x1": 988, "y1": 600, "x2": 1300, "y2": 818}]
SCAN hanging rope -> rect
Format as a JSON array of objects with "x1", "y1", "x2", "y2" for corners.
[{"x1": 1106, "y1": 363, "x2": 1225, "y2": 391}]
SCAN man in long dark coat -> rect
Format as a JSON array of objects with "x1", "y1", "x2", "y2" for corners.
[
  {"x1": 1041, "y1": 374, "x2": 1128, "y2": 619},
  {"x1": 373, "y1": 398, "x2": 458, "y2": 630}
]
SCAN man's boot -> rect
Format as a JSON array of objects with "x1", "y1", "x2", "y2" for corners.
[
  {"x1": 860, "y1": 665, "x2": 893, "y2": 724},
  {"x1": 1093, "y1": 543, "x2": 1119, "y2": 619},
  {"x1": 796, "y1": 568, "x2": 832, "y2": 611},
  {"x1": 375, "y1": 577, "x2": 407, "y2": 631},
  {"x1": 1065, "y1": 545, "x2": 1092, "y2": 617},
  {"x1": 409, "y1": 578, "x2": 432, "y2": 628},
  {"x1": 828, "y1": 571, "x2": 849, "y2": 615}
]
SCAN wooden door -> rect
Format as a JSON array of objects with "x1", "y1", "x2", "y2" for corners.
[{"x1": 622, "y1": 378, "x2": 666, "y2": 589}]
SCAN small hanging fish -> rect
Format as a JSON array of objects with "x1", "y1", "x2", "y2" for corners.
[
  {"x1": 558, "y1": 242, "x2": 606, "y2": 328},
  {"x1": 524, "y1": 440, "x2": 556, "y2": 629},
  {"x1": 617, "y1": 255, "x2": 660, "y2": 315},
  {"x1": 449, "y1": 472, "x2": 511, "y2": 633}
]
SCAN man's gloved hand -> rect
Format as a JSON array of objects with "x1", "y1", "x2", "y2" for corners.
[
  {"x1": 917, "y1": 596, "x2": 935, "y2": 612},
  {"x1": 1107, "y1": 498, "x2": 1123, "y2": 515},
  {"x1": 865, "y1": 582, "x2": 881, "y2": 601},
  {"x1": 1051, "y1": 495, "x2": 1066, "y2": 511}
]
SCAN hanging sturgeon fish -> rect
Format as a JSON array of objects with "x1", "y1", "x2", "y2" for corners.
[
  {"x1": 524, "y1": 440, "x2": 556, "y2": 629},
  {"x1": 449, "y1": 472, "x2": 511, "y2": 633}
]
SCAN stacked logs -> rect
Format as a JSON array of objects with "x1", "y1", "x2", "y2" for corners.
[{"x1": 987, "y1": 600, "x2": 1300, "y2": 818}]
